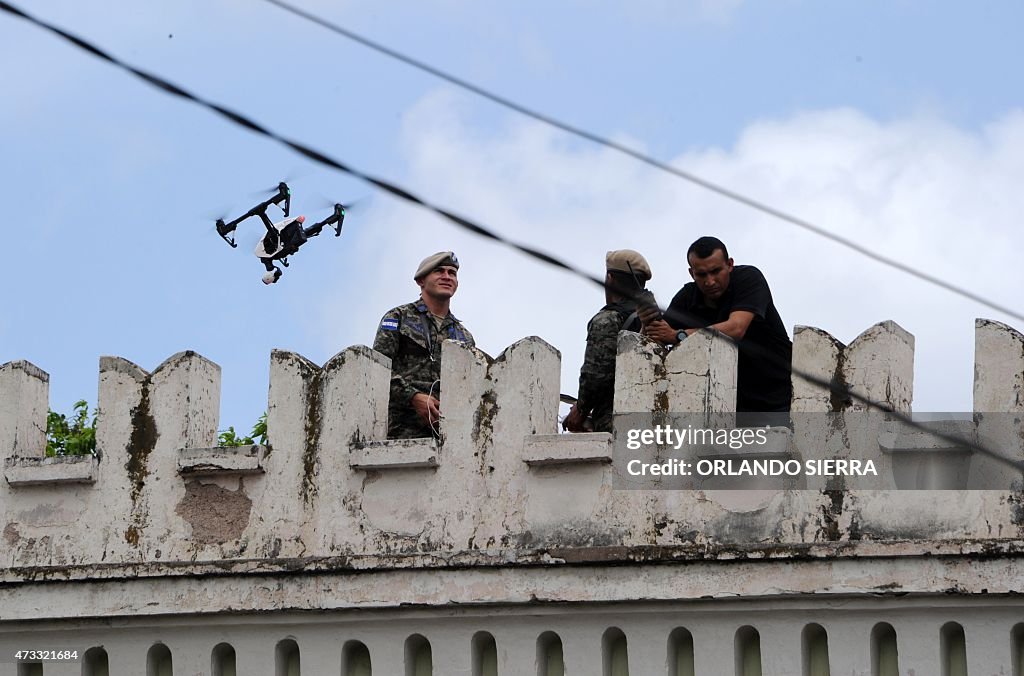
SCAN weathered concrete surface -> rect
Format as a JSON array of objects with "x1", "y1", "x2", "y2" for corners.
[
  {"x1": 0, "y1": 359, "x2": 48, "y2": 458},
  {"x1": 0, "y1": 322, "x2": 1022, "y2": 598},
  {"x1": 351, "y1": 438, "x2": 438, "y2": 469},
  {"x1": 3, "y1": 455, "x2": 98, "y2": 486},
  {"x1": 522, "y1": 433, "x2": 611, "y2": 465},
  {"x1": 1, "y1": 597, "x2": 1021, "y2": 676},
  {"x1": 1, "y1": 322, "x2": 1024, "y2": 675},
  {"x1": 791, "y1": 321, "x2": 914, "y2": 414},
  {"x1": 975, "y1": 318, "x2": 1024, "y2": 412},
  {"x1": 1, "y1": 541, "x2": 1023, "y2": 618},
  {"x1": 791, "y1": 326, "x2": 845, "y2": 413},
  {"x1": 972, "y1": 318, "x2": 1024, "y2": 492},
  {"x1": 614, "y1": 330, "x2": 737, "y2": 415},
  {"x1": 844, "y1": 321, "x2": 915, "y2": 413},
  {"x1": 117, "y1": 351, "x2": 221, "y2": 562},
  {"x1": 878, "y1": 420, "x2": 975, "y2": 489},
  {"x1": 178, "y1": 445, "x2": 266, "y2": 475},
  {"x1": 175, "y1": 480, "x2": 253, "y2": 544}
]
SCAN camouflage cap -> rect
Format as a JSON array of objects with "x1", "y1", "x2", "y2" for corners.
[
  {"x1": 606, "y1": 249, "x2": 652, "y2": 281},
  {"x1": 414, "y1": 251, "x2": 460, "y2": 280}
]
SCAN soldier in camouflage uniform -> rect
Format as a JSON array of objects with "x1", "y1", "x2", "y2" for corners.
[
  {"x1": 373, "y1": 251, "x2": 475, "y2": 439},
  {"x1": 563, "y1": 250, "x2": 652, "y2": 434}
]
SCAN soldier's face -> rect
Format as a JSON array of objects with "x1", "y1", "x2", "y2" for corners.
[
  {"x1": 419, "y1": 265, "x2": 459, "y2": 299},
  {"x1": 688, "y1": 249, "x2": 733, "y2": 302}
]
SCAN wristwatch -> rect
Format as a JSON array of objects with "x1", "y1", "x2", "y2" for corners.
[{"x1": 676, "y1": 330, "x2": 687, "y2": 343}]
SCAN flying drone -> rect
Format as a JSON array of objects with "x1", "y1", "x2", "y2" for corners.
[{"x1": 215, "y1": 182, "x2": 346, "y2": 284}]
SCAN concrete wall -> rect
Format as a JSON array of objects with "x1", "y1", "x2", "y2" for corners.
[
  {"x1": 2, "y1": 322, "x2": 1023, "y2": 572},
  {"x1": 1, "y1": 597, "x2": 1022, "y2": 676},
  {"x1": 2, "y1": 320, "x2": 1024, "y2": 674}
]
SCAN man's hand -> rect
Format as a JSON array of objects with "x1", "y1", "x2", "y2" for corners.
[
  {"x1": 562, "y1": 404, "x2": 587, "y2": 433},
  {"x1": 411, "y1": 393, "x2": 442, "y2": 426},
  {"x1": 643, "y1": 319, "x2": 680, "y2": 345},
  {"x1": 635, "y1": 294, "x2": 662, "y2": 326}
]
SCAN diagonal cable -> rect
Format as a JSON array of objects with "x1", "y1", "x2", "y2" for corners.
[
  {"x1": 258, "y1": 0, "x2": 1024, "y2": 325},
  {"x1": 3, "y1": 0, "x2": 1022, "y2": 473}
]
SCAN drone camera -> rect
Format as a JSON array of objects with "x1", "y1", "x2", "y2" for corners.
[{"x1": 262, "y1": 268, "x2": 282, "y2": 285}]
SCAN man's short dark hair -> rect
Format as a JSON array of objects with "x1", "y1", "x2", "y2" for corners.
[
  {"x1": 606, "y1": 270, "x2": 645, "y2": 295},
  {"x1": 687, "y1": 236, "x2": 729, "y2": 261}
]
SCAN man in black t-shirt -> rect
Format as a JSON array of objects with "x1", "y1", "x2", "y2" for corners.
[{"x1": 640, "y1": 237, "x2": 793, "y2": 412}]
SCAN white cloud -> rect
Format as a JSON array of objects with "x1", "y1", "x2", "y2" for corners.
[{"x1": 323, "y1": 90, "x2": 1024, "y2": 413}]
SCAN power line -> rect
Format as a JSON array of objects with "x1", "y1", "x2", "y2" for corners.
[
  {"x1": 260, "y1": 0, "x2": 1024, "y2": 325},
  {"x1": 2, "y1": 0, "x2": 1021, "y2": 473}
]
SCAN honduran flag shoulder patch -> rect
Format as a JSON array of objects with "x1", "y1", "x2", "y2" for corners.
[{"x1": 380, "y1": 318, "x2": 400, "y2": 331}]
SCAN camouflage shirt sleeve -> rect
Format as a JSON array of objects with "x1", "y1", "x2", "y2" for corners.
[
  {"x1": 577, "y1": 309, "x2": 621, "y2": 415},
  {"x1": 456, "y1": 324, "x2": 475, "y2": 350},
  {"x1": 372, "y1": 308, "x2": 421, "y2": 405}
]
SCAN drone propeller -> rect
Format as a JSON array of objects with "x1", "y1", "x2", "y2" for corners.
[
  {"x1": 204, "y1": 203, "x2": 233, "y2": 228},
  {"x1": 305, "y1": 193, "x2": 337, "y2": 211},
  {"x1": 249, "y1": 182, "x2": 287, "y2": 200},
  {"x1": 308, "y1": 194, "x2": 370, "y2": 214},
  {"x1": 248, "y1": 168, "x2": 310, "y2": 200},
  {"x1": 209, "y1": 182, "x2": 292, "y2": 248},
  {"x1": 204, "y1": 202, "x2": 232, "y2": 221},
  {"x1": 338, "y1": 196, "x2": 369, "y2": 214}
]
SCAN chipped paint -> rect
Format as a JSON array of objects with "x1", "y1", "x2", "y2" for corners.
[
  {"x1": 175, "y1": 480, "x2": 252, "y2": 544},
  {"x1": 0, "y1": 324, "x2": 1023, "y2": 654},
  {"x1": 301, "y1": 371, "x2": 322, "y2": 506},
  {"x1": 124, "y1": 381, "x2": 156, "y2": 503}
]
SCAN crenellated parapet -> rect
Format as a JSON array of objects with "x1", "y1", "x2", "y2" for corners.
[
  {"x1": 2, "y1": 320, "x2": 1023, "y2": 579},
  {"x1": 791, "y1": 320, "x2": 914, "y2": 413}
]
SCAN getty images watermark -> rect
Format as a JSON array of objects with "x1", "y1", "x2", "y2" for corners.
[
  {"x1": 624, "y1": 424, "x2": 876, "y2": 479},
  {"x1": 611, "y1": 412, "x2": 1016, "y2": 490}
]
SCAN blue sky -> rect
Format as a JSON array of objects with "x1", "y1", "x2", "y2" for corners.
[{"x1": 2, "y1": 0, "x2": 1023, "y2": 433}]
